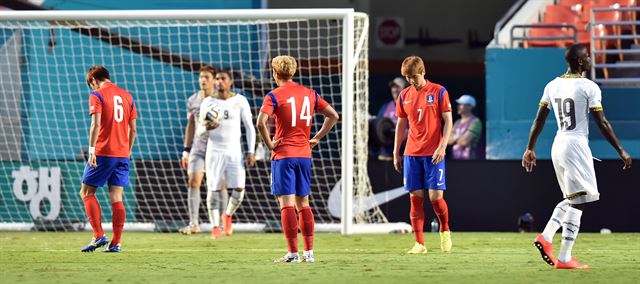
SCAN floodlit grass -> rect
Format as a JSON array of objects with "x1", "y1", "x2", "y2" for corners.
[{"x1": 1, "y1": 232, "x2": 639, "y2": 283}]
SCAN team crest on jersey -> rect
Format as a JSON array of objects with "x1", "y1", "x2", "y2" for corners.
[{"x1": 427, "y1": 94, "x2": 435, "y2": 105}]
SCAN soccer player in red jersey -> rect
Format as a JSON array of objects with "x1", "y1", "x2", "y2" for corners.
[
  {"x1": 80, "y1": 65, "x2": 137, "y2": 253},
  {"x1": 256, "y1": 55, "x2": 339, "y2": 263},
  {"x1": 393, "y1": 56, "x2": 454, "y2": 254}
]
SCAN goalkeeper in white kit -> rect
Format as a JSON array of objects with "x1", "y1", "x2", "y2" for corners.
[
  {"x1": 197, "y1": 69, "x2": 256, "y2": 239},
  {"x1": 179, "y1": 65, "x2": 216, "y2": 235}
]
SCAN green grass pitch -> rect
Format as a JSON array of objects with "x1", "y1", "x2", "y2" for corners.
[{"x1": 1, "y1": 232, "x2": 639, "y2": 283}]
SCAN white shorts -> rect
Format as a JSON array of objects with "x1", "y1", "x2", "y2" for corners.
[
  {"x1": 205, "y1": 150, "x2": 245, "y2": 191},
  {"x1": 551, "y1": 135, "x2": 600, "y2": 204},
  {"x1": 187, "y1": 152, "x2": 206, "y2": 174}
]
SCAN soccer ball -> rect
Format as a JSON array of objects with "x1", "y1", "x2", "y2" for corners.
[{"x1": 200, "y1": 100, "x2": 221, "y2": 124}]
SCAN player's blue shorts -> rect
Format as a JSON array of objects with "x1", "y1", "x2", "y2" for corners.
[
  {"x1": 82, "y1": 156, "x2": 130, "y2": 188},
  {"x1": 403, "y1": 156, "x2": 446, "y2": 191},
  {"x1": 271, "y1": 158, "x2": 311, "y2": 197}
]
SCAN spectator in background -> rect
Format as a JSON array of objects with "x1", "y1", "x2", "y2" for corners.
[
  {"x1": 448, "y1": 94, "x2": 482, "y2": 160},
  {"x1": 376, "y1": 77, "x2": 406, "y2": 161}
]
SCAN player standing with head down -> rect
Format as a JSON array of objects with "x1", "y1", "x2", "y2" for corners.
[
  {"x1": 256, "y1": 55, "x2": 339, "y2": 263},
  {"x1": 393, "y1": 56, "x2": 453, "y2": 254},
  {"x1": 196, "y1": 69, "x2": 256, "y2": 239},
  {"x1": 523, "y1": 44, "x2": 631, "y2": 269},
  {"x1": 80, "y1": 65, "x2": 137, "y2": 253},
  {"x1": 179, "y1": 65, "x2": 216, "y2": 235}
]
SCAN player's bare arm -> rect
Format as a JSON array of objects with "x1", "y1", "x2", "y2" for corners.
[
  {"x1": 88, "y1": 113, "x2": 102, "y2": 169},
  {"x1": 256, "y1": 112, "x2": 281, "y2": 150},
  {"x1": 433, "y1": 111, "x2": 453, "y2": 165},
  {"x1": 591, "y1": 110, "x2": 632, "y2": 170},
  {"x1": 182, "y1": 114, "x2": 195, "y2": 169},
  {"x1": 241, "y1": 99, "x2": 257, "y2": 168},
  {"x1": 310, "y1": 104, "x2": 339, "y2": 148},
  {"x1": 129, "y1": 118, "x2": 137, "y2": 154},
  {"x1": 522, "y1": 105, "x2": 550, "y2": 172},
  {"x1": 393, "y1": 117, "x2": 408, "y2": 173}
]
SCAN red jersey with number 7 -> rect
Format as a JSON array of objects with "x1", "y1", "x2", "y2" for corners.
[
  {"x1": 396, "y1": 81, "x2": 452, "y2": 157},
  {"x1": 260, "y1": 81, "x2": 329, "y2": 160},
  {"x1": 88, "y1": 82, "x2": 138, "y2": 158}
]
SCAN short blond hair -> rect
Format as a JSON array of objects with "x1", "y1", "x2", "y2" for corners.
[
  {"x1": 401, "y1": 56, "x2": 425, "y2": 76},
  {"x1": 272, "y1": 55, "x2": 297, "y2": 80}
]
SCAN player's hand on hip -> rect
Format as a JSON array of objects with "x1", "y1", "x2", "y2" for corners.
[
  {"x1": 88, "y1": 153, "x2": 97, "y2": 169},
  {"x1": 205, "y1": 121, "x2": 220, "y2": 130},
  {"x1": 309, "y1": 138, "x2": 319, "y2": 148},
  {"x1": 619, "y1": 150, "x2": 632, "y2": 170},
  {"x1": 522, "y1": 149, "x2": 536, "y2": 172},
  {"x1": 393, "y1": 154, "x2": 403, "y2": 173},
  {"x1": 246, "y1": 153, "x2": 256, "y2": 168},
  {"x1": 268, "y1": 138, "x2": 282, "y2": 150},
  {"x1": 432, "y1": 146, "x2": 446, "y2": 165}
]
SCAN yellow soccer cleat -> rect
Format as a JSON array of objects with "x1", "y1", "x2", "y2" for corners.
[
  {"x1": 440, "y1": 231, "x2": 452, "y2": 253},
  {"x1": 407, "y1": 242, "x2": 427, "y2": 254}
]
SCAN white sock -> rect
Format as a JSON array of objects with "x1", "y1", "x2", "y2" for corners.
[
  {"x1": 304, "y1": 250, "x2": 313, "y2": 257},
  {"x1": 225, "y1": 190, "x2": 245, "y2": 216},
  {"x1": 206, "y1": 191, "x2": 222, "y2": 227},
  {"x1": 559, "y1": 206, "x2": 582, "y2": 263},
  {"x1": 187, "y1": 188, "x2": 201, "y2": 226},
  {"x1": 542, "y1": 199, "x2": 570, "y2": 243},
  {"x1": 220, "y1": 190, "x2": 229, "y2": 216}
]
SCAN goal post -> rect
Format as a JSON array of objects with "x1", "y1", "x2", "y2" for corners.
[{"x1": 0, "y1": 9, "x2": 409, "y2": 234}]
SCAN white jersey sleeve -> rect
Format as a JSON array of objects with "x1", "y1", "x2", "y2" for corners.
[
  {"x1": 540, "y1": 82, "x2": 552, "y2": 109},
  {"x1": 240, "y1": 96, "x2": 256, "y2": 154},
  {"x1": 586, "y1": 81, "x2": 603, "y2": 111}
]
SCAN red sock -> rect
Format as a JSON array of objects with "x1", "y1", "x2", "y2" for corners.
[
  {"x1": 281, "y1": 206, "x2": 298, "y2": 253},
  {"x1": 410, "y1": 195, "x2": 425, "y2": 245},
  {"x1": 431, "y1": 198, "x2": 450, "y2": 232},
  {"x1": 298, "y1": 207, "x2": 315, "y2": 251},
  {"x1": 83, "y1": 195, "x2": 104, "y2": 238},
  {"x1": 111, "y1": 201, "x2": 126, "y2": 244}
]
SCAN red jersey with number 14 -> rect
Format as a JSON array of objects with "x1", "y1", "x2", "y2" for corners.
[
  {"x1": 396, "y1": 81, "x2": 451, "y2": 156},
  {"x1": 260, "y1": 81, "x2": 329, "y2": 160},
  {"x1": 88, "y1": 82, "x2": 137, "y2": 158}
]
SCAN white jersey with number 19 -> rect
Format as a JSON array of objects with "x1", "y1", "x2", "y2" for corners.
[{"x1": 540, "y1": 77, "x2": 602, "y2": 138}]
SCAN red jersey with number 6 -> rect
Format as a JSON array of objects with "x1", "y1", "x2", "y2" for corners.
[
  {"x1": 396, "y1": 81, "x2": 452, "y2": 157},
  {"x1": 260, "y1": 81, "x2": 329, "y2": 160},
  {"x1": 88, "y1": 82, "x2": 138, "y2": 158}
]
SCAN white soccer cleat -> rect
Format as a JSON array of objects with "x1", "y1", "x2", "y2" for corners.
[
  {"x1": 302, "y1": 251, "x2": 315, "y2": 263},
  {"x1": 178, "y1": 225, "x2": 200, "y2": 235},
  {"x1": 274, "y1": 252, "x2": 301, "y2": 263}
]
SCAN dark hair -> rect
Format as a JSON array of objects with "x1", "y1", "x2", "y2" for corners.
[
  {"x1": 565, "y1": 44, "x2": 587, "y2": 66},
  {"x1": 86, "y1": 65, "x2": 110, "y2": 86},
  {"x1": 199, "y1": 65, "x2": 216, "y2": 76},
  {"x1": 216, "y1": 68, "x2": 234, "y2": 80}
]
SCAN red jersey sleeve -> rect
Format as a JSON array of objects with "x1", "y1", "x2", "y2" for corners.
[
  {"x1": 260, "y1": 93, "x2": 276, "y2": 115},
  {"x1": 89, "y1": 91, "x2": 103, "y2": 115},
  {"x1": 396, "y1": 92, "x2": 407, "y2": 118},
  {"x1": 314, "y1": 91, "x2": 329, "y2": 112},
  {"x1": 438, "y1": 88, "x2": 452, "y2": 113}
]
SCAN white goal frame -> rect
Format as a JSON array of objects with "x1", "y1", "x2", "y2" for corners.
[{"x1": 0, "y1": 9, "x2": 410, "y2": 235}]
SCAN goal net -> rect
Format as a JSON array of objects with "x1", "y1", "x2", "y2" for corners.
[{"x1": 0, "y1": 9, "x2": 403, "y2": 234}]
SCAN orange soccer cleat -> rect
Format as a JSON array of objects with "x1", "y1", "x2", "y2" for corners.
[
  {"x1": 210, "y1": 226, "x2": 223, "y2": 239},
  {"x1": 222, "y1": 214, "x2": 233, "y2": 236},
  {"x1": 534, "y1": 234, "x2": 556, "y2": 266},
  {"x1": 555, "y1": 257, "x2": 590, "y2": 269}
]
